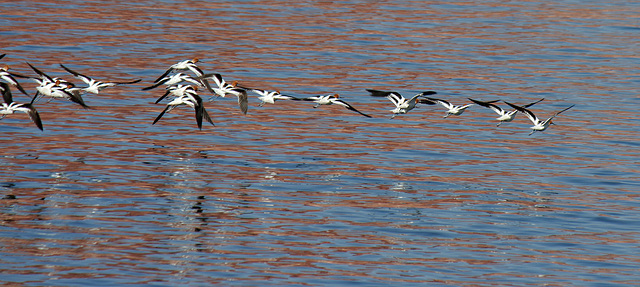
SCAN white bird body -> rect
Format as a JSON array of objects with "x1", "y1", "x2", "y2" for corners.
[{"x1": 251, "y1": 89, "x2": 300, "y2": 106}]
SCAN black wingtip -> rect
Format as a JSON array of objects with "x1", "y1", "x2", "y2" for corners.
[
  {"x1": 366, "y1": 89, "x2": 391, "y2": 97},
  {"x1": 418, "y1": 98, "x2": 436, "y2": 105},
  {"x1": 504, "y1": 101, "x2": 524, "y2": 111}
]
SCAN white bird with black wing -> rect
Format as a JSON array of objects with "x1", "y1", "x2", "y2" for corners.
[
  {"x1": 504, "y1": 101, "x2": 575, "y2": 135},
  {"x1": 0, "y1": 82, "x2": 43, "y2": 130},
  {"x1": 469, "y1": 98, "x2": 544, "y2": 126},
  {"x1": 367, "y1": 89, "x2": 437, "y2": 118},
  {"x1": 302, "y1": 94, "x2": 371, "y2": 118}
]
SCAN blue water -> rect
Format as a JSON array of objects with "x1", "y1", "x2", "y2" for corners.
[{"x1": 2, "y1": 0, "x2": 640, "y2": 286}]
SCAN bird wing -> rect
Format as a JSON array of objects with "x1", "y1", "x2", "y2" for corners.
[
  {"x1": 505, "y1": 101, "x2": 537, "y2": 124},
  {"x1": 142, "y1": 78, "x2": 169, "y2": 91},
  {"x1": 427, "y1": 97, "x2": 452, "y2": 109},
  {"x1": 187, "y1": 64, "x2": 204, "y2": 78},
  {"x1": 302, "y1": 95, "x2": 321, "y2": 102},
  {"x1": 419, "y1": 91, "x2": 438, "y2": 96},
  {"x1": 152, "y1": 105, "x2": 171, "y2": 125},
  {"x1": 202, "y1": 106, "x2": 215, "y2": 127},
  {"x1": 23, "y1": 104, "x2": 43, "y2": 131},
  {"x1": 210, "y1": 73, "x2": 226, "y2": 89},
  {"x1": 194, "y1": 102, "x2": 204, "y2": 130},
  {"x1": 331, "y1": 99, "x2": 372, "y2": 118},
  {"x1": 0, "y1": 82, "x2": 12, "y2": 103},
  {"x1": 154, "y1": 89, "x2": 172, "y2": 104},
  {"x1": 547, "y1": 104, "x2": 575, "y2": 121},
  {"x1": 153, "y1": 67, "x2": 174, "y2": 83},
  {"x1": 417, "y1": 98, "x2": 436, "y2": 105},
  {"x1": 366, "y1": 89, "x2": 393, "y2": 98},
  {"x1": 522, "y1": 98, "x2": 545, "y2": 108},
  {"x1": 468, "y1": 98, "x2": 504, "y2": 115},
  {"x1": 64, "y1": 89, "x2": 91, "y2": 109},
  {"x1": 59, "y1": 64, "x2": 93, "y2": 85},
  {"x1": 236, "y1": 89, "x2": 248, "y2": 114},
  {"x1": 275, "y1": 94, "x2": 300, "y2": 101},
  {"x1": 26, "y1": 62, "x2": 54, "y2": 82},
  {"x1": 1, "y1": 73, "x2": 30, "y2": 97}
]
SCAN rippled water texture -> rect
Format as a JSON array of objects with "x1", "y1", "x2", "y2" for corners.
[{"x1": 1, "y1": 0, "x2": 640, "y2": 286}]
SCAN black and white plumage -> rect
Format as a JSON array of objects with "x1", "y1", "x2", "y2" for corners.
[
  {"x1": 60, "y1": 63, "x2": 141, "y2": 94},
  {"x1": 367, "y1": 89, "x2": 437, "y2": 118},
  {"x1": 201, "y1": 73, "x2": 248, "y2": 115},
  {"x1": 251, "y1": 89, "x2": 300, "y2": 107},
  {"x1": 152, "y1": 89, "x2": 214, "y2": 130},
  {"x1": 505, "y1": 101, "x2": 575, "y2": 135},
  {"x1": 26, "y1": 62, "x2": 90, "y2": 109},
  {"x1": 0, "y1": 64, "x2": 30, "y2": 97},
  {"x1": 0, "y1": 82, "x2": 43, "y2": 130},
  {"x1": 426, "y1": 97, "x2": 479, "y2": 118},
  {"x1": 153, "y1": 58, "x2": 204, "y2": 83},
  {"x1": 302, "y1": 94, "x2": 371, "y2": 118},
  {"x1": 469, "y1": 98, "x2": 544, "y2": 126}
]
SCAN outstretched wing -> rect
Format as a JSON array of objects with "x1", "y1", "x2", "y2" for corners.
[
  {"x1": 154, "y1": 89, "x2": 172, "y2": 104},
  {"x1": 547, "y1": 104, "x2": 575, "y2": 121},
  {"x1": 152, "y1": 105, "x2": 171, "y2": 125},
  {"x1": 60, "y1": 64, "x2": 92, "y2": 85},
  {"x1": 426, "y1": 97, "x2": 452, "y2": 109},
  {"x1": 469, "y1": 98, "x2": 503, "y2": 115},
  {"x1": 366, "y1": 89, "x2": 394, "y2": 98},
  {"x1": 153, "y1": 67, "x2": 174, "y2": 83},
  {"x1": 23, "y1": 104, "x2": 43, "y2": 131},
  {"x1": 523, "y1": 98, "x2": 545, "y2": 108},
  {"x1": 64, "y1": 89, "x2": 91, "y2": 109},
  {"x1": 505, "y1": 101, "x2": 537, "y2": 124},
  {"x1": 26, "y1": 62, "x2": 54, "y2": 82},
  {"x1": 236, "y1": 88, "x2": 248, "y2": 114},
  {"x1": 111, "y1": 78, "x2": 142, "y2": 85},
  {"x1": 332, "y1": 99, "x2": 372, "y2": 118}
]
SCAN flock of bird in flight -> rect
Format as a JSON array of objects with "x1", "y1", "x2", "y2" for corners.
[{"x1": 1, "y1": 54, "x2": 575, "y2": 135}]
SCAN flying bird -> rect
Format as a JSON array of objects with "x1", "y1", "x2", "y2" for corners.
[
  {"x1": 367, "y1": 89, "x2": 437, "y2": 118},
  {"x1": 303, "y1": 94, "x2": 371, "y2": 118},
  {"x1": 504, "y1": 101, "x2": 575, "y2": 135},
  {"x1": 469, "y1": 98, "x2": 544, "y2": 126},
  {"x1": 60, "y1": 63, "x2": 141, "y2": 94}
]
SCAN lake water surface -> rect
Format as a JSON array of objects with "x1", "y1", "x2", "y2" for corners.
[{"x1": 1, "y1": 0, "x2": 640, "y2": 286}]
